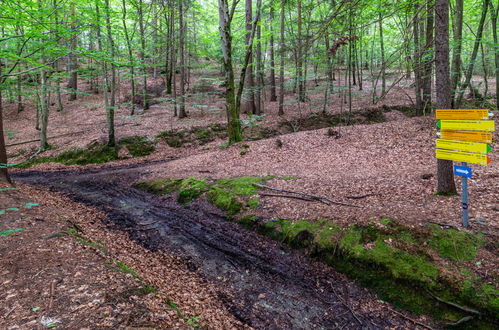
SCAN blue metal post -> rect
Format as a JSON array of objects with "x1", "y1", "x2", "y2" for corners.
[{"x1": 462, "y1": 162, "x2": 469, "y2": 227}]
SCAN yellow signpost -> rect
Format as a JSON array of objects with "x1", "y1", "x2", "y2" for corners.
[
  {"x1": 438, "y1": 130, "x2": 493, "y2": 143},
  {"x1": 435, "y1": 149, "x2": 491, "y2": 165},
  {"x1": 437, "y1": 120, "x2": 495, "y2": 131},
  {"x1": 435, "y1": 109, "x2": 495, "y2": 228},
  {"x1": 435, "y1": 139, "x2": 492, "y2": 154},
  {"x1": 436, "y1": 109, "x2": 493, "y2": 120}
]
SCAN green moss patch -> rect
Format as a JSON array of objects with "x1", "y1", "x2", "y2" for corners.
[
  {"x1": 156, "y1": 124, "x2": 227, "y2": 148},
  {"x1": 16, "y1": 136, "x2": 155, "y2": 168},
  {"x1": 134, "y1": 176, "x2": 273, "y2": 217}
]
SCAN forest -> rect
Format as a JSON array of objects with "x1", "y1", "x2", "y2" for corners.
[{"x1": 1, "y1": 0, "x2": 498, "y2": 328}]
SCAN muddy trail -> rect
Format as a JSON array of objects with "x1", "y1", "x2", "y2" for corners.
[{"x1": 13, "y1": 162, "x2": 426, "y2": 329}]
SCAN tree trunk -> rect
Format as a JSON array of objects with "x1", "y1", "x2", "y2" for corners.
[
  {"x1": 296, "y1": 0, "x2": 305, "y2": 102},
  {"x1": 450, "y1": 0, "x2": 464, "y2": 106},
  {"x1": 489, "y1": 1, "x2": 499, "y2": 108},
  {"x1": 269, "y1": 6, "x2": 277, "y2": 102},
  {"x1": 122, "y1": 0, "x2": 136, "y2": 115},
  {"x1": 105, "y1": 0, "x2": 116, "y2": 146},
  {"x1": 39, "y1": 70, "x2": 49, "y2": 151},
  {"x1": 255, "y1": 22, "x2": 263, "y2": 114},
  {"x1": 242, "y1": 0, "x2": 256, "y2": 114},
  {"x1": 378, "y1": 11, "x2": 386, "y2": 96},
  {"x1": 435, "y1": 0, "x2": 456, "y2": 194},
  {"x1": 178, "y1": 0, "x2": 187, "y2": 118},
  {"x1": 68, "y1": 1, "x2": 78, "y2": 101},
  {"x1": 138, "y1": 0, "x2": 149, "y2": 110},
  {"x1": 455, "y1": 0, "x2": 490, "y2": 108},
  {"x1": 422, "y1": 0, "x2": 434, "y2": 112},
  {"x1": 278, "y1": 0, "x2": 285, "y2": 115},
  {"x1": 413, "y1": 2, "x2": 423, "y2": 114},
  {"x1": 0, "y1": 63, "x2": 12, "y2": 184}
]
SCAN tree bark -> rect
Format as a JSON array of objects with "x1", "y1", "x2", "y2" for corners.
[
  {"x1": 269, "y1": 6, "x2": 277, "y2": 102},
  {"x1": 0, "y1": 63, "x2": 12, "y2": 184},
  {"x1": 178, "y1": 0, "x2": 187, "y2": 118},
  {"x1": 138, "y1": 0, "x2": 149, "y2": 110},
  {"x1": 413, "y1": 2, "x2": 423, "y2": 114},
  {"x1": 242, "y1": 0, "x2": 256, "y2": 114},
  {"x1": 450, "y1": 0, "x2": 464, "y2": 107},
  {"x1": 435, "y1": 0, "x2": 456, "y2": 194},
  {"x1": 105, "y1": 0, "x2": 116, "y2": 147},
  {"x1": 422, "y1": 0, "x2": 434, "y2": 112},
  {"x1": 278, "y1": 0, "x2": 285, "y2": 115},
  {"x1": 67, "y1": 1, "x2": 78, "y2": 101},
  {"x1": 122, "y1": 0, "x2": 136, "y2": 115},
  {"x1": 489, "y1": 1, "x2": 499, "y2": 108},
  {"x1": 296, "y1": 0, "x2": 305, "y2": 102}
]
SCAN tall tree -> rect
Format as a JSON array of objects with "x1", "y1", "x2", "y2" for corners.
[
  {"x1": 268, "y1": 5, "x2": 277, "y2": 102},
  {"x1": 137, "y1": 0, "x2": 149, "y2": 110},
  {"x1": 450, "y1": 0, "x2": 464, "y2": 106},
  {"x1": 0, "y1": 63, "x2": 12, "y2": 184},
  {"x1": 455, "y1": 0, "x2": 490, "y2": 108},
  {"x1": 489, "y1": 0, "x2": 499, "y2": 108},
  {"x1": 278, "y1": 0, "x2": 285, "y2": 115},
  {"x1": 104, "y1": 0, "x2": 116, "y2": 146},
  {"x1": 242, "y1": 0, "x2": 256, "y2": 114},
  {"x1": 121, "y1": 0, "x2": 136, "y2": 115},
  {"x1": 178, "y1": 0, "x2": 187, "y2": 118},
  {"x1": 435, "y1": 0, "x2": 456, "y2": 194},
  {"x1": 67, "y1": 0, "x2": 78, "y2": 101}
]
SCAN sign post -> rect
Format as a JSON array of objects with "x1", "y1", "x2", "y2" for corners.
[{"x1": 435, "y1": 109, "x2": 494, "y2": 228}]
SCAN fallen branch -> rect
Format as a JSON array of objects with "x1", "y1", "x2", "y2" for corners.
[
  {"x1": 387, "y1": 307, "x2": 435, "y2": 330},
  {"x1": 6, "y1": 130, "x2": 87, "y2": 147},
  {"x1": 426, "y1": 289, "x2": 481, "y2": 316},
  {"x1": 346, "y1": 194, "x2": 375, "y2": 200},
  {"x1": 259, "y1": 192, "x2": 316, "y2": 202},
  {"x1": 428, "y1": 221, "x2": 458, "y2": 230},
  {"x1": 446, "y1": 316, "x2": 474, "y2": 327},
  {"x1": 330, "y1": 284, "x2": 363, "y2": 326},
  {"x1": 3, "y1": 306, "x2": 16, "y2": 319},
  {"x1": 254, "y1": 184, "x2": 360, "y2": 208}
]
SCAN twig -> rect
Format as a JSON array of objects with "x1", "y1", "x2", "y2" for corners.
[
  {"x1": 259, "y1": 192, "x2": 316, "y2": 202},
  {"x1": 446, "y1": 316, "x2": 474, "y2": 327},
  {"x1": 387, "y1": 307, "x2": 435, "y2": 330},
  {"x1": 330, "y1": 284, "x2": 363, "y2": 326},
  {"x1": 346, "y1": 194, "x2": 375, "y2": 199},
  {"x1": 48, "y1": 279, "x2": 56, "y2": 310},
  {"x1": 6, "y1": 130, "x2": 87, "y2": 147},
  {"x1": 254, "y1": 184, "x2": 360, "y2": 208},
  {"x1": 428, "y1": 221, "x2": 458, "y2": 230},
  {"x1": 3, "y1": 306, "x2": 16, "y2": 319},
  {"x1": 426, "y1": 289, "x2": 481, "y2": 315}
]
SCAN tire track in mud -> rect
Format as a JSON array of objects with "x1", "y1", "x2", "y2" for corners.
[{"x1": 13, "y1": 163, "x2": 422, "y2": 329}]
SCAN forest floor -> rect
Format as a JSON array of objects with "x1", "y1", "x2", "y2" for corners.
[{"x1": 1, "y1": 71, "x2": 498, "y2": 328}]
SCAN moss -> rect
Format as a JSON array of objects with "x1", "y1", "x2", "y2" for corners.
[
  {"x1": 237, "y1": 215, "x2": 259, "y2": 229},
  {"x1": 177, "y1": 178, "x2": 209, "y2": 204},
  {"x1": 429, "y1": 226, "x2": 484, "y2": 261},
  {"x1": 247, "y1": 198, "x2": 260, "y2": 210},
  {"x1": 280, "y1": 176, "x2": 299, "y2": 181},
  {"x1": 339, "y1": 227, "x2": 364, "y2": 256},
  {"x1": 16, "y1": 136, "x2": 155, "y2": 168},
  {"x1": 119, "y1": 136, "x2": 155, "y2": 157},
  {"x1": 207, "y1": 186, "x2": 242, "y2": 217},
  {"x1": 215, "y1": 176, "x2": 273, "y2": 196},
  {"x1": 134, "y1": 179, "x2": 182, "y2": 195}
]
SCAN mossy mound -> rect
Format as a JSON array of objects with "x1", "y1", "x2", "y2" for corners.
[
  {"x1": 156, "y1": 124, "x2": 227, "y2": 148},
  {"x1": 134, "y1": 176, "x2": 274, "y2": 218},
  {"x1": 253, "y1": 217, "x2": 497, "y2": 326},
  {"x1": 16, "y1": 136, "x2": 155, "y2": 168}
]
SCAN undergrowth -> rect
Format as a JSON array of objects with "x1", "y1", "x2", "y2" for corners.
[{"x1": 15, "y1": 136, "x2": 155, "y2": 168}]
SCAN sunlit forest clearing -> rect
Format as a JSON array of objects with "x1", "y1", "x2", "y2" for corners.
[{"x1": 1, "y1": 0, "x2": 498, "y2": 328}]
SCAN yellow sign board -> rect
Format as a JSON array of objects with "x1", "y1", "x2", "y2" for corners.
[
  {"x1": 439, "y1": 130, "x2": 493, "y2": 143},
  {"x1": 436, "y1": 139, "x2": 492, "y2": 154},
  {"x1": 436, "y1": 149, "x2": 491, "y2": 165},
  {"x1": 437, "y1": 120, "x2": 495, "y2": 131},
  {"x1": 436, "y1": 109, "x2": 493, "y2": 120}
]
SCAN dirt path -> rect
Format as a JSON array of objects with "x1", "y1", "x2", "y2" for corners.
[{"x1": 13, "y1": 162, "x2": 436, "y2": 329}]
